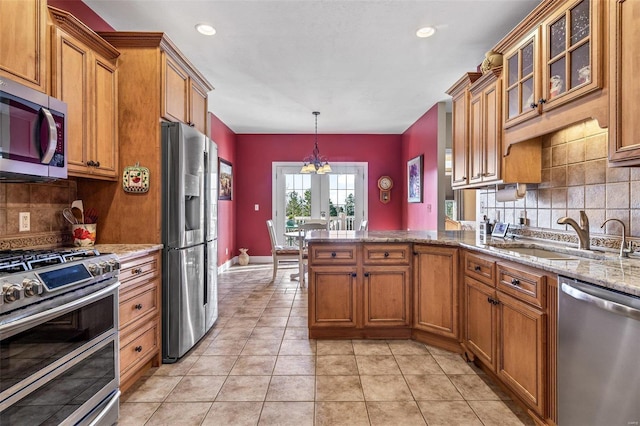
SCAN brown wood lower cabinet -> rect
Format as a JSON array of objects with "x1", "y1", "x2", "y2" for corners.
[
  {"x1": 308, "y1": 243, "x2": 411, "y2": 339},
  {"x1": 462, "y1": 251, "x2": 550, "y2": 423},
  {"x1": 412, "y1": 245, "x2": 460, "y2": 351},
  {"x1": 308, "y1": 243, "x2": 556, "y2": 425},
  {"x1": 118, "y1": 249, "x2": 162, "y2": 393}
]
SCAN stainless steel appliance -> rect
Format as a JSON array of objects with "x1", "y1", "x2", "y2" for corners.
[
  {"x1": 0, "y1": 77, "x2": 67, "y2": 181},
  {"x1": 0, "y1": 248, "x2": 120, "y2": 425},
  {"x1": 161, "y1": 122, "x2": 218, "y2": 363},
  {"x1": 558, "y1": 276, "x2": 640, "y2": 425}
]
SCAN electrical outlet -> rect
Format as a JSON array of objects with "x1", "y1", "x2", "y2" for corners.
[
  {"x1": 254, "y1": 204, "x2": 259, "y2": 211},
  {"x1": 225, "y1": 248, "x2": 229, "y2": 255},
  {"x1": 19, "y1": 212, "x2": 30, "y2": 232}
]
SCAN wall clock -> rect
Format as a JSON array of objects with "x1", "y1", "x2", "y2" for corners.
[{"x1": 377, "y1": 176, "x2": 393, "y2": 204}]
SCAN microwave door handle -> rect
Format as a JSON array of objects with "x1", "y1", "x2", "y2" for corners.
[{"x1": 40, "y1": 107, "x2": 57, "y2": 164}]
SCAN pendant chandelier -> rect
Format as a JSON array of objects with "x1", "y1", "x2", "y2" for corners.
[{"x1": 300, "y1": 111, "x2": 331, "y2": 174}]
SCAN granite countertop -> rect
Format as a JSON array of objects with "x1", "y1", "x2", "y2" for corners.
[
  {"x1": 93, "y1": 243, "x2": 163, "y2": 260},
  {"x1": 306, "y1": 230, "x2": 640, "y2": 297}
]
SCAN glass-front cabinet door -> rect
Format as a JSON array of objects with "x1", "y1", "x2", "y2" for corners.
[
  {"x1": 503, "y1": 29, "x2": 541, "y2": 128},
  {"x1": 541, "y1": 0, "x2": 602, "y2": 112}
]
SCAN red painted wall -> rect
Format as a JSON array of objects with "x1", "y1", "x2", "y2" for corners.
[
  {"x1": 235, "y1": 134, "x2": 403, "y2": 256},
  {"x1": 401, "y1": 104, "x2": 440, "y2": 231},
  {"x1": 210, "y1": 113, "x2": 237, "y2": 266},
  {"x1": 48, "y1": 0, "x2": 115, "y2": 31}
]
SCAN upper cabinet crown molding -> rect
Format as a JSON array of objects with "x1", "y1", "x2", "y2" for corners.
[
  {"x1": 98, "y1": 32, "x2": 213, "y2": 92},
  {"x1": 49, "y1": 7, "x2": 120, "y2": 61}
]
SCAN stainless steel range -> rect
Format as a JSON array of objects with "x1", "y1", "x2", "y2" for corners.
[{"x1": 0, "y1": 248, "x2": 121, "y2": 425}]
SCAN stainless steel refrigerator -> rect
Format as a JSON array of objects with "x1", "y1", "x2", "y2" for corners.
[{"x1": 161, "y1": 122, "x2": 218, "y2": 363}]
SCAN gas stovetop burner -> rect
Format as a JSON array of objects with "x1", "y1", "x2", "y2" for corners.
[{"x1": 0, "y1": 248, "x2": 119, "y2": 316}]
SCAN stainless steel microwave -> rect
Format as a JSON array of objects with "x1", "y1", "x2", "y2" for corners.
[{"x1": 0, "y1": 78, "x2": 67, "y2": 182}]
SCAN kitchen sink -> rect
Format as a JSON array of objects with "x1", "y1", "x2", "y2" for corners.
[
  {"x1": 486, "y1": 242, "x2": 608, "y2": 261},
  {"x1": 502, "y1": 247, "x2": 579, "y2": 260}
]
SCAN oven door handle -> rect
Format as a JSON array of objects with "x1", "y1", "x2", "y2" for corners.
[
  {"x1": 88, "y1": 389, "x2": 121, "y2": 426},
  {"x1": 0, "y1": 282, "x2": 119, "y2": 334},
  {"x1": 40, "y1": 107, "x2": 58, "y2": 165}
]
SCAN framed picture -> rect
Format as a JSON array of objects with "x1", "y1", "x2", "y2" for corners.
[
  {"x1": 218, "y1": 158, "x2": 232, "y2": 200},
  {"x1": 407, "y1": 155, "x2": 423, "y2": 203}
]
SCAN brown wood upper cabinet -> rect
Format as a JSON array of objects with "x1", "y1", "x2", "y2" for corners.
[
  {"x1": 468, "y1": 71, "x2": 502, "y2": 186},
  {"x1": 504, "y1": 0, "x2": 603, "y2": 127},
  {"x1": 608, "y1": 0, "x2": 640, "y2": 166},
  {"x1": 162, "y1": 52, "x2": 209, "y2": 134},
  {"x1": 446, "y1": 73, "x2": 482, "y2": 188},
  {"x1": 499, "y1": 0, "x2": 607, "y2": 147},
  {"x1": 448, "y1": 70, "x2": 541, "y2": 189},
  {"x1": 49, "y1": 7, "x2": 120, "y2": 180},
  {"x1": 0, "y1": 0, "x2": 47, "y2": 92}
]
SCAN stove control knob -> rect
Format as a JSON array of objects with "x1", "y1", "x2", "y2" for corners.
[
  {"x1": 3, "y1": 284, "x2": 21, "y2": 303},
  {"x1": 88, "y1": 263, "x2": 101, "y2": 276},
  {"x1": 22, "y1": 279, "x2": 43, "y2": 297},
  {"x1": 108, "y1": 259, "x2": 120, "y2": 271},
  {"x1": 99, "y1": 261, "x2": 110, "y2": 273}
]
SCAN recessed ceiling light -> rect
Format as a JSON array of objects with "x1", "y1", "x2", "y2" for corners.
[
  {"x1": 416, "y1": 26, "x2": 436, "y2": 38},
  {"x1": 195, "y1": 23, "x2": 216, "y2": 36}
]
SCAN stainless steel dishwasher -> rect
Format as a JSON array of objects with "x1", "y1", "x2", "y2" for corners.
[{"x1": 558, "y1": 276, "x2": 640, "y2": 425}]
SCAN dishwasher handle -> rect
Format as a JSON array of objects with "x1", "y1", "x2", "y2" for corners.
[{"x1": 561, "y1": 282, "x2": 640, "y2": 321}]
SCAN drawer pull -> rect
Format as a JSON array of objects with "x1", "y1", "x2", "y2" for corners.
[
  {"x1": 474, "y1": 265, "x2": 482, "y2": 272},
  {"x1": 331, "y1": 252, "x2": 337, "y2": 258},
  {"x1": 132, "y1": 268, "x2": 143, "y2": 275},
  {"x1": 134, "y1": 303, "x2": 143, "y2": 310},
  {"x1": 384, "y1": 252, "x2": 389, "y2": 257},
  {"x1": 364, "y1": 272, "x2": 370, "y2": 277},
  {"x1": 351, "y1": 272, "x2": 357, "y2": 277},
  {"x1": 134, "y1": 346, "x2": 143, "y2": 352},
  {"x1": 511, "y1": 278, "x2": 520, "y2": 286}
]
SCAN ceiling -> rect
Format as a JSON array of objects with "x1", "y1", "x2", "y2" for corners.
[{"x1": 85, "y1": 0, "x2": 540, "y2": 134}]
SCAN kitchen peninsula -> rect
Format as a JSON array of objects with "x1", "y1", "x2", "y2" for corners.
[{"x1": 305, "y1": 229, "x2": 640, "y2": 425}]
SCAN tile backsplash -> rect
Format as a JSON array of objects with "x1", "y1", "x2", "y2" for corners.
[
  {"x1": 479, "y1": 119, "x2": 640, "y2": 243},
  {"x1": 0, "y1": 180, "x2": 77, "y2": 248}
]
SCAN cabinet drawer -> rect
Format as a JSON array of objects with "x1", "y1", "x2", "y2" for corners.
[
  {"x1": 119, "y1": 281, "x2": 158, "y2": 330},
  {"x1": 464, "y1": 252, "x2": 496, "y2": 286},
  {"x1": 363, "y1": 244, "x2": 411, "y2": 265},
  {"x1": 120, "y1": 253, "x2": 159, "y2": 285},
  {"x1": 309, "y1": 244, "x2": 357, "y2": 265},
  {"x1": 120, "y1": 321, "x2": 159, "y2": 375},
  {"x1": 497, "y1": 262, "x2": 546, "y2": 308}
]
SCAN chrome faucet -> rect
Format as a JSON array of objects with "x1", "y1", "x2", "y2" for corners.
[
  {"x1": 557, "y1": 211, "x2": 590, "y2": 250},
  {"x1": 600, "y1": 218, "x2": 635, "y2": 258}
]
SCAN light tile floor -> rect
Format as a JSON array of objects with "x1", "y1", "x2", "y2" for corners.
[{"x1": 119, "y1": 264, "x2": 534, "y2": 425}]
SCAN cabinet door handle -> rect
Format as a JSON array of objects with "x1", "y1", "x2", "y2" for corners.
[
  {"x1": 134, "y1": 303, "x2": 143, "y2": 310},
  {"x1": 364, "y1": 272, "x2": 370, "y2": 277},
  {"x1": 331, "y1": 252, "x2": 337, "y2": 258},
  {"x1": 383, "y1": 252, "x2": 389, "y2": 257},
  {"x1": 94, "y1": 161, "x2": 100, "y2": 168},
  {"x1": 351, "y1": 272, "x2": 357, "y2": 277},
  {"x1": 511, "y1": 278, "x2": 520, "y2": 286},
  {"x1": 474, "y1": 265, "x2": 482, "y2": 272},
  {"x1": 487, "y1": 297, "x2": 492, "y2": 304},
  {"x1": 135, "y1": 346, "x2": 143, "y2": 352},
  {"x1": 461, "y1": 176, "x2": 467, "y2": 180}
]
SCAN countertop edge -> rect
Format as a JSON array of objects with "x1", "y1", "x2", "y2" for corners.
[
  {"x1": 306, "y1": 231, "x2": 640, "y2": 297},
  {"x1": 93, "y1": 244, "x2": 163, "y2": 260}
]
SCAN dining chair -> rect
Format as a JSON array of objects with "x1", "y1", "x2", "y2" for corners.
[
  {"x1": 297, "y1": 221, "x2": 329, "y2": 287},
  {"x1": 358, "y1": 219, "x2": 369, "y2": 231},
  {"x1": 266, "y1": 219, "x2": 299, "y2": 283}
]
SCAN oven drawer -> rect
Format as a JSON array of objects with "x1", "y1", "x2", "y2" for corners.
[
  {"x1": 119, "y1": 281, "x2": 159, "y2": 330},
  {"x1": 119, "y1": 252, "x2": 160, "y2": 286},
  {"x1": 120, "y1": 321, "x2": 159, "y2": 376}
]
